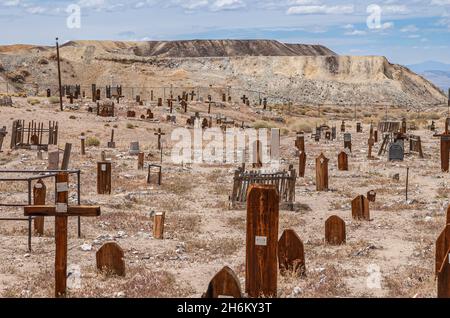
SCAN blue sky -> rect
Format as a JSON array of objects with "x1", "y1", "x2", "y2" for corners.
[{"x1": 1, "y1": 0, "x2": 450, "y2": 64}]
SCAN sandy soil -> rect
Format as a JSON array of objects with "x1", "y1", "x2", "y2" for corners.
[{"x1": 0, "y1": 95, "x2": 448, "y2": 298}]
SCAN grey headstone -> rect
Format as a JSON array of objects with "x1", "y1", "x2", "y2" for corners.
[
  {"x1": 389, "y1": 141, "x2": 404, "y2": 161},
  {"x1": 129, "y1": 141, "x2": 140, "y2": 155},
  {"x1": 344, "y1": 133, "x2": 351, "y2": 142}
]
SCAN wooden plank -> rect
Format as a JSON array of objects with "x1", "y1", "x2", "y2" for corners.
[
  {"x1": 299, "y1": 151, "x2": 306, "y2": 178},
  {"x1": 60, "y1": 143, "x2": 72, "y2": 170},
  {"x1": 24, "y1": 206, "x2": 101, "y2": 217},
  {"x1": 203, "y1": 266, "x2": 243, "y2": 298},
  {"x1": 325, "y1": 215, "x2": 346, "y2": 245},
  {"x1": 278, "y1": 229, "x2": 305, "y2": 276},
  {"x1": 33, "y1": 179, "x2": 46, "y2": 235},
  {"x1": 96, "y1": 242, "x2": 125, "y2": 277},
  {"x1": 246, "y1": 184, "x2": 279, "y2": 298}
]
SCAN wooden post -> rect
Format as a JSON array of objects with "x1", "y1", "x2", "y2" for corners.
[
  {"x1": 436, "y1": 225, "x2": 450, "y2": 275},
  {"x1": 80, "y1": 133, "x2": 86, "y2": 155},
  {"x1": 202, "y1": 266, "x2": 243, "y2": 298},
  {"x1": 153, "y1": 212, "x2": 165, "y2": 239},
  {"x1": 325, "y1": 215, "x2": 346, "y2": 245},
  {"x1": 278, "y1": 229, "x2": 305, "y2": 276},
  {"x1": 55, "y1": 173, "x2": 69, "y2": 297},
  {"x1": 97, "y1": 161, "x2": 112, "y2": 194},
  {"x1": 441, "y1": 134, "x2": 450, "y2": 172},
  {"x1": 137, "y1": 152, "x2": 144, "y2": 170},
  {"x1": 298, "y1": 151, "x2": 306, "y2": 178},
  {"x1": 154, "y1": 128, "x2": 165, "y2": 150},
  {"x1": 33, "y1": 179, "x2": 46, "y2": 235},
  {"x1": 351, "y1": 195, "x2": 370, "y2": 221},
  {"x1": 60, "y1": 143, "x2": 72, "y2": 170},
  {"x1": 338, "y1": 151, "x2": 348, "y2": 171},
  {"x1": 315, "y1": 153, "x2": 329, "y2": 191},
  {"x1": 56, "y1": 38, "x2": 63, "y2": 112},
  {"x1": 246, "y1": 184, "x2": 279, "y2": 298}
]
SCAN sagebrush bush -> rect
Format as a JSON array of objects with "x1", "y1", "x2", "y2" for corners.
[{"x1": 86, "y1": 136, "x2": 100, "y2": 147}]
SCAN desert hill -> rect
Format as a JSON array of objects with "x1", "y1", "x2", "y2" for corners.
[{"x1": 0, "y1": 39, "x2": 446, "y2": 107}]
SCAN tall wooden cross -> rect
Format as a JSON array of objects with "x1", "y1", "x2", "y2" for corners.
[
  {"x1": 154, "y1": 128, "x2": 166, "y2": 150},
  {"x1": 241, "y1": 95, "x2": 247, "y2": 105},
  {"x1": 189, "y1": 90, "x2": 196, "y2": 101},
  {"x1": 24, "y1": 173, "x2": 100, "y2": 298}
]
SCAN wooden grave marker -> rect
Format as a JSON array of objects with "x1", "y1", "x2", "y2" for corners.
[
  {"x1": 351, "y1": 195, "x2": 370, "y2": 221},
  {"x1": 438, "y1": 250, "x2": 450, "y2": 298},
  {"x1": 48, "y1": 150, "x2": 60, "y2": 170},
  {"x1": 96, "y1": 242, "x2": 125, "y2": 277},
  {"x1": 436, "y1": 225, "x2": 450, "y2": 275},
  {"x1": 80, "y1": 133, "x2": 86, "y2": 155},
  {"x1": 367, "y1": 190, "x2": 376, "y2": 202},
  {"x1": 97, "y1": 161, "x2": 112, "y2": 194},
  {"x1": 325, "y1": 215, "x2": 346, "y2": 245},
  {"x1": 24, "y1": 173, "x2": 100, "y2": 297},
  {"x1": 154, "y1": 128, "x2": 165, "y2": 150},
  {"x1": 338, "y1": 151, "x2": 348, "y2": 171},
  {"x1": 153, "y1": 212, "x2": 165, "y2": 239},
  {"x1": 137, "y1": 152, "x2": 144, "y2": 170},
  {"x1": 447, "y1": 205, "x2": 450, "y2": 225},
  {"x1": 298, "y1": 150, "x2": 306, "y2": 178},
  {"x1": 315, "y1": 153, "x2": 329, "y2": 191},
  {"x1": 147, "y1": 164, "x2": 162, "y2": 185},
  {"x1": 252, "y1": 140, "x2": 263, "y2": 169},
  {"x1": 60, "y1": 143, "x2": 72, "y2": 170},
  {"x1": 107, "y1": 129, "x2": 116, "y2": 148},
  {"x1": 202, "y1": 266, "x2": 243, "y2": 298},
  {"x1": 33, "y1": 179, "x2": 46, "y2": 235},
  {"x1": 344, "y1": 133, "x2": 352, "y2": 152},
  {"x1": 278, "y1": 229, "x2": 306, "y2": 276},
  {"x1": 246, "y1": 184, "x2": 279, "y2": 298},
  {"x1": 0, "y1": 126, "x2": 8, "y2": 152},
  {"x1": 341, "y1": 120, "x2": 346, "y2": 133}
]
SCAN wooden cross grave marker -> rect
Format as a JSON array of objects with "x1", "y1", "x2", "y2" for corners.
[
  {"x1": 24, "y1": 173, "x2": 100, "y2": 298},
  {"x1": 436, "y1": 224, "x2": 450, "y2": 275},
  {"x1": 298, "y1": 150, "x2": 306, "y2": 178},
  {"x1": 154, "y1": 128, "x2": 166, "y2": 150},
  {"x1": 437, "y1": 249, "x2": 450, "y2": 298},
  {"x1": 368, "y1": 123, "x2": 375, "y2": 159}
]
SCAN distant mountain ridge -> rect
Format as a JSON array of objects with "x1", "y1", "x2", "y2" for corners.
[
  {"x1": 62, "y1": 39, "x2": 337, "y2": 58},
  {"x1": 407, "y1": 61, "x2": 450, "y2": 92}
]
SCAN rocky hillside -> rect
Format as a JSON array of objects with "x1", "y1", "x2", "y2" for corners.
[
  {"x1": 0, "y1": 40, "x2": 446, "y2": 107},
  {"x1": 61, "y1": 40, "x2": 336, "y2": 58}
]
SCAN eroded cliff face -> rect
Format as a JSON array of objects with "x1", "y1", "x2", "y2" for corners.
[{"x1": 0, "y1": 40, "x2": 446, "y2": 107}]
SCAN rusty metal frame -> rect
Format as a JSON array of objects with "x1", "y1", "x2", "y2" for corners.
[{"x1": 0, "y1": 169, "x2": 82, "y2": 252}]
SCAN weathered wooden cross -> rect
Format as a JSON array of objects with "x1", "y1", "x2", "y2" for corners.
[
  {"x1": 368, "y1": 123, "x2": 375, "y2": 159},
  {"x1": 24, "y1": 173, "x2": 100, "y2": 297},
  {"x1": 154, "y1": 128, "x2": 166, "y2": 150}
]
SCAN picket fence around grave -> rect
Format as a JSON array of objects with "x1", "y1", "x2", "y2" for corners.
[{"x1": 230, "y1": 167, "x2": 296, "y2": 210}]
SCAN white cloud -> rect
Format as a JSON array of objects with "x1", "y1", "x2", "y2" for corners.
[
  {"x1": 401, "y1": 25, "x2": 419, "y2": 32},
  {"x1": 287, "y1": 5, "x2": 354, "y2": 15},
  {"x1": 26, "y1": 6, "x2": 46, "y2": 14},
  {"x1": 345, "y1": 29, "x2": 367, "y2": 36},
  {"x1": 211, "y1": 0, "x2": 245, "y2": 11},
  {"x1": 431, "y1": 0, "x2": 450, "y2": 5}
]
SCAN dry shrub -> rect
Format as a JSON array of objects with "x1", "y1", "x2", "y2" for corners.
[{"x1": 287, "y1": 118, "x2": 321, "y2": 133}]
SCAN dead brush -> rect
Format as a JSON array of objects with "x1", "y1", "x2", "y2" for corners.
[
  {"x1": 299, "y1": 265, "x2": 350, "y2": 298},
  {"x1": 166, "y1": 213, "x2": 201, "y2": 239},
  {"x1": 185, "y1": 237, "x2": 243, "y2": 257},
  {"x1": 98, "y1": 211, "x2": 152, "y2": 232}
]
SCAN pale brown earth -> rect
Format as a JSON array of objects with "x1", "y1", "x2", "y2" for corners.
[{"x1": 0, "y1": 94, "x2": 448, "y2": 298}]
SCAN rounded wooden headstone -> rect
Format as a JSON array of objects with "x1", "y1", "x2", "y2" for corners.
[
  {"x1": 203, "y1": 266, "x2": 243, "y2": 298},
  {"x1": 325, "y1": 215, "x2": 346, "y2": 245},
  {"x1": 96, "y1": 242, "x2": 125, "y2": 276},
  {"x1": 278, "y1": 229, "x2": 305, "y2": 276},
  {"x1": 352, "y1": 195, "x2": 370, "y2": 221}
]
